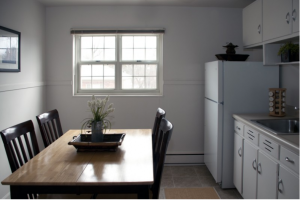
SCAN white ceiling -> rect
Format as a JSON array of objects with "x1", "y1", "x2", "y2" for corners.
[{"x1": 37, "y1": 0, "x2": 255, "y2": 8}]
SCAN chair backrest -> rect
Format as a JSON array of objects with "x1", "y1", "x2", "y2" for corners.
[
  {"x1": 36, "y1": 109, "x2": 63, "y2": 148},
  {"x1": 152, "y1": 118, "x2": 173, "y2": 199},
  {"x1": 152, "y1": 108, "x2": 166, "y2": 150},
  {"x1": 0, "y1": 120, "x2": 40, "y2": 173}
]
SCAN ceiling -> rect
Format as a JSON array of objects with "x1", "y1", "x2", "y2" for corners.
[{"x1": 37, "y1": 0, "x2": 255, "y2": 8}]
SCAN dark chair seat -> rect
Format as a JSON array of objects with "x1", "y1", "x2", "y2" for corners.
[
  {"x1": 152, "y1": 108, "x2": 166, "y2": 163},
  {"x1": 1, "y1": 120, "x2": 40, "y2": 198},
  {"x1": 36, "y1": 109, "x2": 63, "y2": 148},
  {"x1": 151, "y1": 118, "x2": 173, "y2": 199}
]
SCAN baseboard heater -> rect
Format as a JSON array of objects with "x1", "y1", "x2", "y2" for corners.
[{"x1": 165, "y1": 153, "x2": 204, "y2": 164}]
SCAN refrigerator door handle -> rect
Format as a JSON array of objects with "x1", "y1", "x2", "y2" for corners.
[{"x1": 205, "y1": 98, "x2": 224, "y2": 105}]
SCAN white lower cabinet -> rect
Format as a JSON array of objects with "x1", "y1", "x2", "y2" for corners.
[
  {"x1": 233, "y1": 119, "x2": 300, "y2": 199},
  {"x1": 242, "y1": 140, "x2": 258, "y2": 199},
  {"x1": 278, "y1": 165, "x2": 299, "y2": 199},
  {"x1": 233, "y1": 133, "x2": 243, "y2": 195},
  {"x1": 257, "y1": 151, "x2": 278, "y2": 199}
]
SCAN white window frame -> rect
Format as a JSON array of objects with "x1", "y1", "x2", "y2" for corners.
[{"x1": 72, "y1": 33, "x2": 163, "y2": 96}]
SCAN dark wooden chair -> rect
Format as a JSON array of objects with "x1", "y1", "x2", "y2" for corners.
[
  {"x1": 151, "y1": 118, "x2": 173, "y2": 199},
  {"x1": 36, "y1": 109, "x2": 63, "y2": 148},
  {"x1": 0, "y1": 120, "x2": 40, "y2": 199},
  {"x1": 152, "y1": 108, "x2": 166, "y2": 152}
]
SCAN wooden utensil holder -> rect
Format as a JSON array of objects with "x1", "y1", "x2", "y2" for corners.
[{"x1": 269, "y1": 88, "x2": 286, "y2": 117}]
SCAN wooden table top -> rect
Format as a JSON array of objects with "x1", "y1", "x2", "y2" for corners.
[{"x1": 2, "y1": 129, "x2": 153, "y2": 186}]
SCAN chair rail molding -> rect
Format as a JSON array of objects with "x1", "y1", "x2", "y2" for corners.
[{"x1": 0, "y1": 82, "x2": 46, "y2": 93}]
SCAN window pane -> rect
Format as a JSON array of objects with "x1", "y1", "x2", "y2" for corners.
[
  {"x1": 81, "y1": 37, "x2": 92, "y2": 48},
  {"x1": 105, "y1": 36, "x2": 115, "y2": 48},
  {"x1": 134, "y1": 65, "x2": 145, "y2": 76},
  {"x1": 92, "y1": 77, "x2": 103, "y2": 89},
  {"x1": 81, "y1": 77, "x2": 91, "y2": 89},
  {"x1": 104, "y1": 49, "x2": 115, "y2": 60},
  {"x1": 122, "y1": 77, "x2": 133, "y2": 89},
  {"x1": 11, "y1": 37, "x2": 18, "y2": 48},
  {"x1": 146, "y1": 65, "x2": 157, "y2": 76},
  {"x1": 92, "y1": 65, "x2": 103, "y2": 76},
  {"x1": 93, "y1": 49, "x2": 104, "y2": 61},
  {"x1": 146, "y1": 77, "x2": 156, "y2": 89},
  {"x1": 134, "y1": 49, "x2": 145, "y2": 60},
  {"x1": 104, "y1": 77, "x2": 115, "y2": 89},
  {"x1": 134, "y1": 36, "x2": 145, "y2": 48},
  {"x1": 122, "y1": 65, "x2": 133, "y2": 76},
  {"x1": 81, "y1": 65, "x2": 91, "y2": 76},
  {"x1": 104, "y1": 65, "x2": 115, "y2": 76},
  {"x1": 81, "y1": 49, "x2": 92, "y2": 61},
  {"x1": 93, "y1": 37, "x2": 104, "y2": 48},
  {"x1": 122, "y1": 49, "x2": 133, "y2": 60},
  {"x1": 122, "y1": 36, "x2": 133, "y2": 48},
  {"x1": 146, "y1": 36, "x2": 156, "y2": 48},
  {"x1": 0, "y1": 37, "x2": 10, "y2": 48},
  {"x1": 0, "y1": 49, "x2": 5, "y2": 58},
  {"x1": 146, "y1": 49, "x2": 156, "y2": 60},
  {"x1": 134, "y1": 77, "x2": 145, "y2": 89}
]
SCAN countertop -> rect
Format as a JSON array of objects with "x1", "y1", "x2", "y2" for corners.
[{"x1": 233, "y1": 113, "x2": 299, "y2": 155}]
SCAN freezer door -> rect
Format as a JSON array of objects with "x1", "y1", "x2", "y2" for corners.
[
  {"x1": 204, "y1": 61, "x2": 223, "y2": 102},
  {"x1": 204, "y1": 98, "x2": 223, "y2": 183}
]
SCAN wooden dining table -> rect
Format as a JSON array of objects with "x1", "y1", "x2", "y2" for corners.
[{"x1": 1, "y1": 129, "x2": 153, "y2": 199}]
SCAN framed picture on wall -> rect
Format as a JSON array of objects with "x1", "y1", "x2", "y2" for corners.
[{"x1": 0, "y1": 26, "x2": 20, "y2": 72}]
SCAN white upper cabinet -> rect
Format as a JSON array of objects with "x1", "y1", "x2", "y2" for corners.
[
  {"x1": 263, "y1": 0, "x2": 293, "y2": 41},
  {"x1": 292, "y1": 0, "x2": 299, "y2": 33},
  {"x1": 243, "y1": 0, "x2": 263, "y2": 46}
]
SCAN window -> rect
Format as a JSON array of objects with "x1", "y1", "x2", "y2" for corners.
[
  {"x1": 0, "y1": 36, "x2": 18, "y2": 64},
  {"x1": 72, "y1": 30, "x2": 164, "y2": 96}
]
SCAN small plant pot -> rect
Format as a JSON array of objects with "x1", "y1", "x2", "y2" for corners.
[{"x1": 281, "y1": 50, "x2": 299, "y2": 62}]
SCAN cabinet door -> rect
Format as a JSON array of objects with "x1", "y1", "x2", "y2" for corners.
[
  {"x1": 278, "y1": 165, "x2": 299, "y2": 199},
  {"x1": 242, "y1": 140, "x2": 258, "y2": 199},
  {"x1": 257, "y1": 151, "x2": 279, "y2": 199},
  {"x1": 243, "y1": 0, "x2": 262, "y2": 46},
  {"x1": 292, "y1": 0, "x2": 299, "y2": 33},
  {"x1": 233, "y1": 132, "x2": 243, "y2": 195},
  {"x1": 263, "y1": 0, "x2": 293, "y2": 41}
]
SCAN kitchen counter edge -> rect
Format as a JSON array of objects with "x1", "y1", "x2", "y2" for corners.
[{"x1": 233, "y1": 114, "x2": 299, "y2": 155}]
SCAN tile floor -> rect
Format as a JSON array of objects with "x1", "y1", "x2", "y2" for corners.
[{"x1": 159, "y1": 165, "x2": 243, "y2": 199}]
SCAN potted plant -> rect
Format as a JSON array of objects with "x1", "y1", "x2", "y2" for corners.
[
  {"x1": 81, "y1": 95, "x2": 115, "y2": 142},
  {"x1": 277, "y1": 42, "x2": 299, "y2": 62}
]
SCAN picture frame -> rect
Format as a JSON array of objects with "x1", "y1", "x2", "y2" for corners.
[{"x1": 0, "y1": 26, "x2": 21, "y2": 72}]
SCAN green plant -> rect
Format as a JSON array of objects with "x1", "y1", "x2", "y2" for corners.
[
  {"x1": 277, "y1": 42, "x2": 299, "y2": 56},
  {"x1": 81, "y1": 95, "x2": 115, "y2": 133}
]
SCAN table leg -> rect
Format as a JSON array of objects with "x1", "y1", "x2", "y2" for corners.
[
  {"x1": 10, "y1": 186, "x2": 28, "y2": 199},
  {"x1": 137, "y1": 185, "x2": 149, "y2": 199}
]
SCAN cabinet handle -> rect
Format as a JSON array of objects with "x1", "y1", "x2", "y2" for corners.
[
  {"x1": 238, "y1": 147, "x2": 242, "y2": 157},
  {"x1": 236, "y1": 126, "x2": 241, "y2": 130},
  {"x1": 286, "y1": 12, "x2": 290, "y2": 24},
  {"x1": 278, "y1": 179, "x2": 283, "y2": 193},
  {"x1": 252, "y1": 159, "x2": 257, "y2": 170},
  {"x1": 257, "y1": 25, "x2": 261, "y2": 34},
  {"x1": 257, "y1": 163, "x2": 261, "y2": 174},
  {"x1": 285, "y1": 157, "x2": 295, "y2": 163},
  {"x1": 292, "y1": 9, "x2": 297, "y2": 21}
]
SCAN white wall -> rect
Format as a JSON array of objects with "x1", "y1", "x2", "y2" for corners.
[
  {"x1": 0, "y1": 0, "x2": 46, "y2": 198},
  {"x1": 280, "y1": 65, "x2": 299, "y2": 108},
  {"x1": 45, "y1": 6, "x2": 263, "y2": 164}
]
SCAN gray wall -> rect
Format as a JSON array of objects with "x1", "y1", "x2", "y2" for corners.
[
  {"x1": 280, "y1": 65, "x2": 299, "y2": 107},
  {"x1": 0, "y1": 0, "x2": 46, "y2": 198},
  {"x1": 45, "y1": 5, "x2": 263, "y2": 164}
]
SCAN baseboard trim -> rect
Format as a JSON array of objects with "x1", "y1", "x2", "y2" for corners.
[{"x1": 0, "y1": 82, "x2": 45, "y2": 93}]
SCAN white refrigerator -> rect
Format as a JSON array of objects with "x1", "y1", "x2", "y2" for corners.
[{"x1": 204, "y1": 61, "x2": 279, "y2": 189}]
